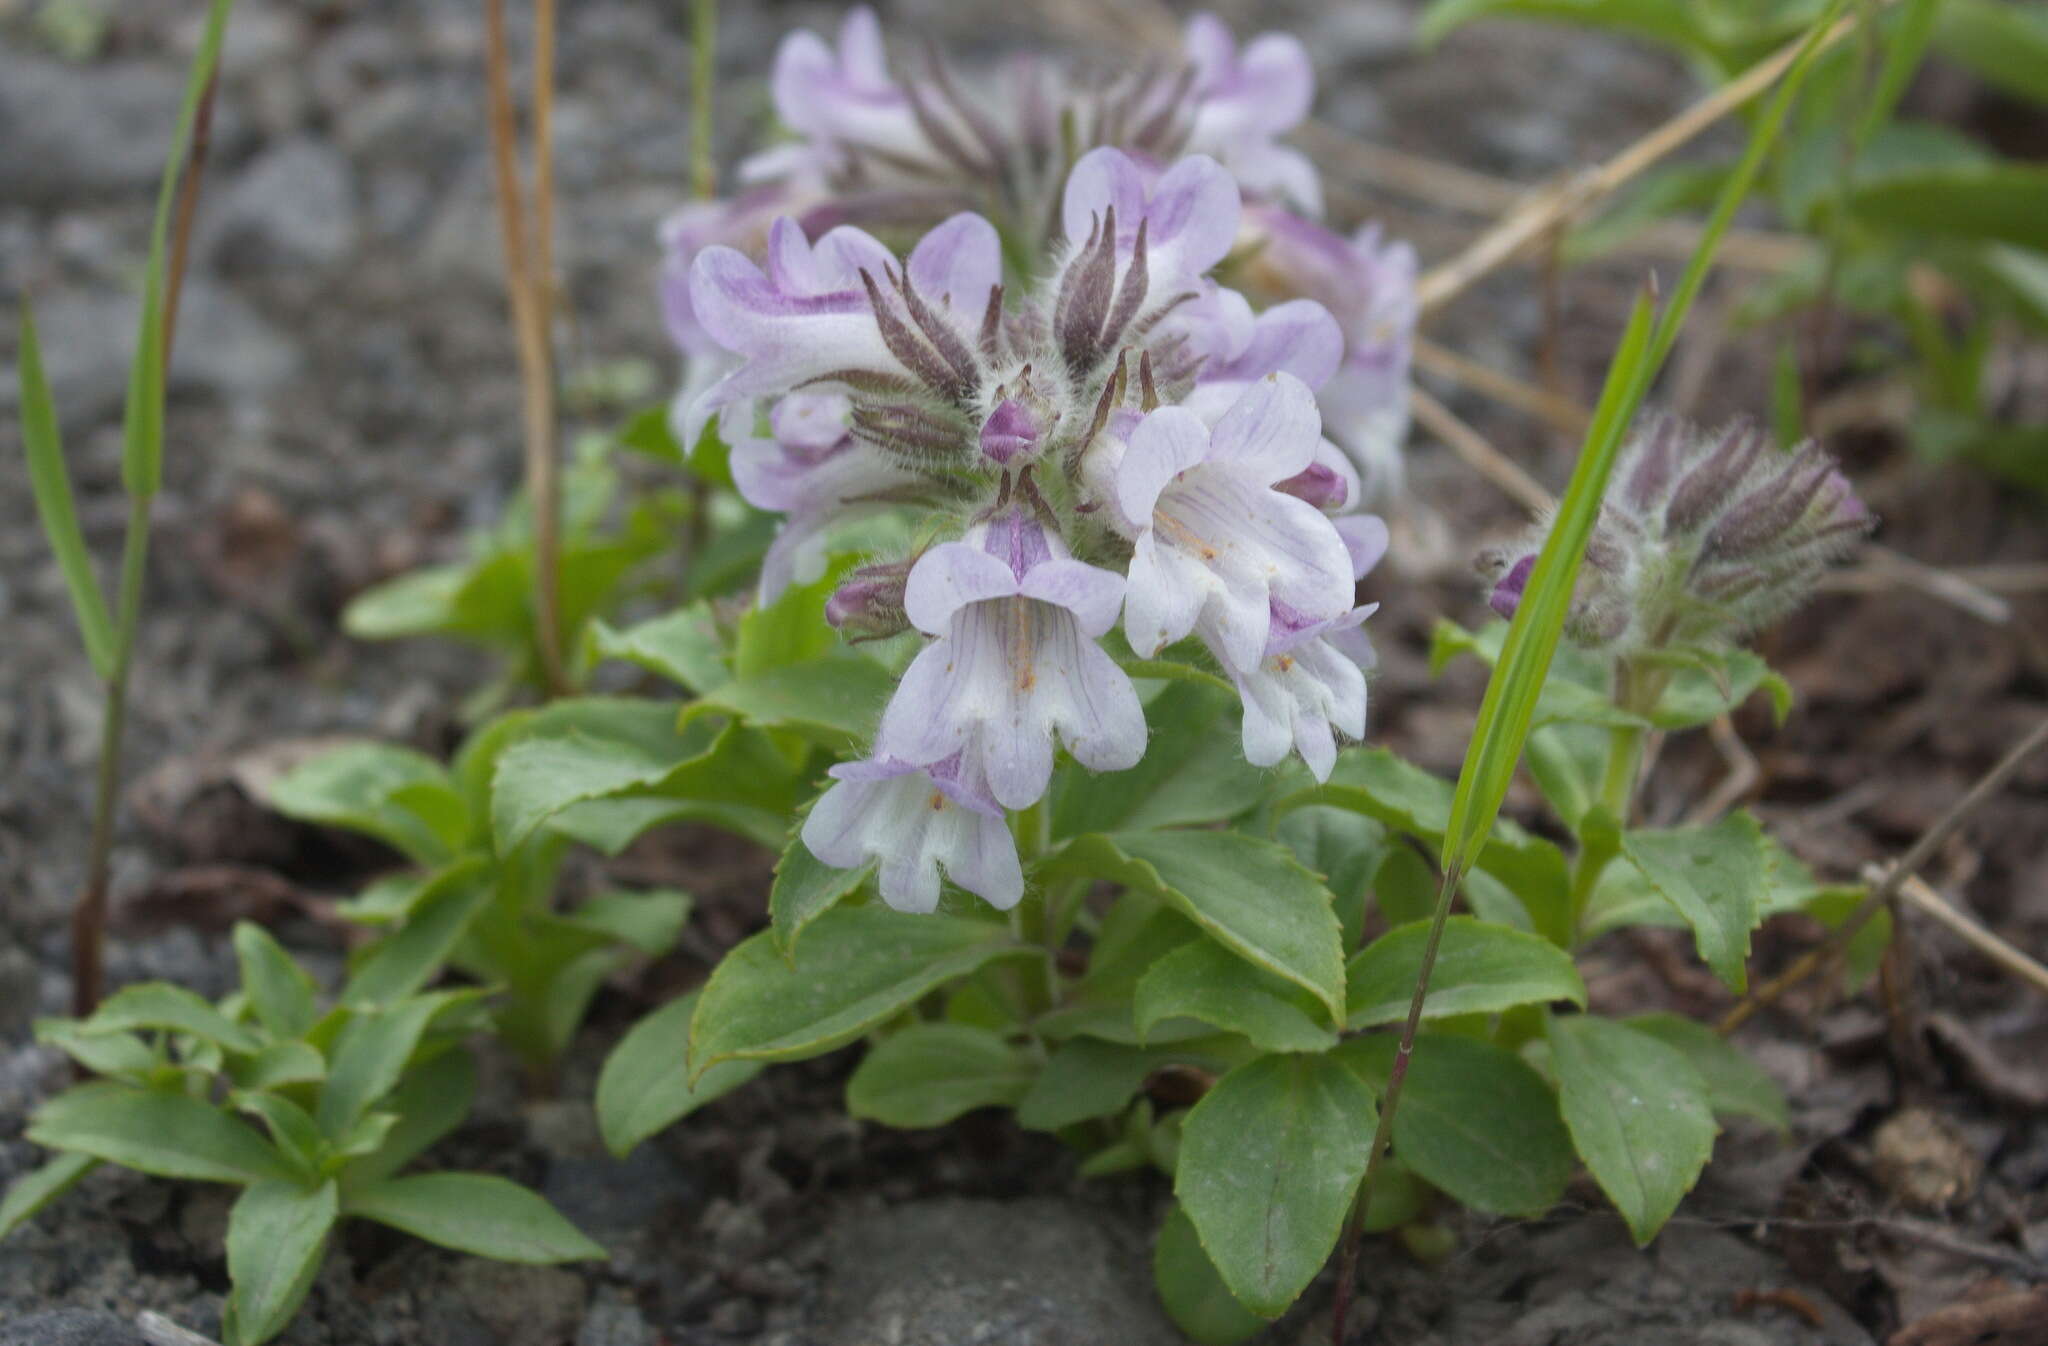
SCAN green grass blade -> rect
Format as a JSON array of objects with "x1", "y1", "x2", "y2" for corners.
[
  {"x1": 1857, "y1": 0, "x2": 1942, "y2": 150},
  {"x1": 1437, "y1": 0, "x2": 1854, "y2": 882},
  {"x1": 120, "y1": 0, "x2": 234, "y2": 501},
  {"x1": 18, "y1": 304, "x2": 117, "y2": 680},
  {"x1": 1440, "y1": 290, "x2": 1656, "y2": 881}
]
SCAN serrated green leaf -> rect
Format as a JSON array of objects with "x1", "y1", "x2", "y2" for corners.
[
  {"x1": 596, "y1": 990, "x2": 764, "y2": 1158},
  {"x1": 1345, "y1": 916, "x2": 1587, "y2": 1029},
  {"x1": 1134, "y1": 939, "x2": 1337, "y2": 1053},
  {"x1": 680, "y1": 655, "x2": 895, "y2": 748},
  {"x1": 690, "y1": 907, "x2": 1031, "y2": 1076},
  {"x1": 769, "y1": 822, "x2": 873, "y2": 961},
  {"x1": 1038, "y1": 832, "x2": 1345, "y2": 1023},
  {"x1": 1335, "y1": 1033, "x2": 1573, "y2": 1217},
  {"x1": 1621, "y1": 812, "x2": 1769, "y2": 991},
  {"x1": 342, "y1": 1173, "x2": 605, "y2": 1263},
  {"x1": 224, "y1": 1179, "x2": 336, "y2": 1346},
  {"x1": 265, "y1": 742, "x2": 466, "y2": 865},
  {"x1": 845, "y1": 1024, "x2": 1036, "y2": 1128},
  {"x1": 1626, "y1": 1012, "x2": 1789, "y2": 1132},
  {"x1": 1547, "y1": 1015, "x2": 1716, "y2": 1245},
  {"x1": 1176, "y1": 1053, "x2": 1376, "y2": 1318},
  {"x1": 1050, "y1": 681, "x2": 1270, "y2": 839},
  {"x1": 28, "y1": 1083, "x2": 295, "y2": 1184},
  {"x1": 588, "y1": 603, "x2": 728, "y2": 692},
  {"x1": 0, "y1": 1152, "x2": 99, "y2": 1240},
  {"x1": 1273, "y1": 806, "x2": 1388, "y2": 951},
  {"x1": 1153, "y1": 1203, "x2": 1270, "y2": 1346},
  {"x1": 18, "y1": 303, "x2": 116, "y2": 679}
]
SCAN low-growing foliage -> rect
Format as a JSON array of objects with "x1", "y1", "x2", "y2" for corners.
[{"x1": 7, "y1": 1, "x2": 1930, "y2": 1341}]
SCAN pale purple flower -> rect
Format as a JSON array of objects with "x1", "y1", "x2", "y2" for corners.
[
  {"x1": 729, "y1": 392, "x2": 923, "y2": 601},
  {"x1": 873, "y1": 510, "x2": 1144, "y2": 811},
  {"x1": 1115, "y1": 373, "x2": 1356, "y2": 672},
  {"x1": 687, "y1": 212, "x2": 1002, "y2": 438},
  {"x1": 1058, "y1": 147, "x2": 1241, "y2": 341},
  {"x1": 801, "y1": 754, "x2": 1023, "y2": 913},
  {"x1": 1181, "y1": 14, "x2": 1322, "y2": 215},
  {"x1": 742, "y1": 6, "x2": 931, "y2": 188},
  {"x1": 1241, "y1": 206, "x2": 1418, "y2": 505},
  {"x1": 1182, "y1": 297, "x2": 1344, "y2": 421},
  {"x1": 1234, "y1": 602, "x2": 1380, "y2": 781}
]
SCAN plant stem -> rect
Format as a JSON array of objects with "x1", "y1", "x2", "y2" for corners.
[
  {"x1": 1331, "y1": 861, "x2": 1465, "y2": 1346},
  {"x1": 71, "y1": 61, "x2": 223, "y2": 1018},
  {"x1": 484, "y1": 0, "x2": 569, "y2": 696}
]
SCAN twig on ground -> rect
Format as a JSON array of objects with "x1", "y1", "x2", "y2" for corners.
[
  {"x1": 1414, "y1": 6, "x2": 1879, "y2": 317},
  {"x1": 1408, "y1": 386, "x2": 1555, "y2": 514},
  {"x1": 1883, "y1": 867, "x2": 2048, "y2": 999},
  {"x1": 1680, "y1": 716, "x2": 1761, "y2": 825},
  {"x1": 1719, "y1": 714, "x2": 2048, "y2": 1034},
  {"x1": 1413, "y1": 337, "x2": 1589, "y2": 435},
  {"x1": 1819, "y1": 544, "x2": 2014, "y2": 624}
]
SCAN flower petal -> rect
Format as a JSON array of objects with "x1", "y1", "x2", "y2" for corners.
[
  {"x1": 907, "y1": 212, "x2": 1003, "y2": 316},
  {"x1": 1206, "y1": 371, "x2": 1323, "y2": 482},
  {"x1": 1019, "y1": 559, "x2": 1127, "y2": 639},
  {"x1": 1116, "y1": 405, "x2": 1213, "y2": 525},
  {"x1": 904, "y1": 542, "x2": 1021, "y2": 634}
]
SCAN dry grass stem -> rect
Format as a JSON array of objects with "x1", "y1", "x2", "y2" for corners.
[
  {"x1": 1681, "y1": 716, "x2": 1762, "y2": 825},
  {"x1": 1409, "y1": 385, "x2": 1555, "y2": 514},
  {"x1": 1413, "y1": 337, "x2": 1589, "y2": 434},
  {"x1": 484, "y1": 0, "x2": 569, "y2": 695},
  {"x1": 1415, "y1": 7, "x2": 1875, "y2": 317},
  {"x1": 1719, "y1": 714, "x2": 2048, "y2": 1034},
  {"x1": 1883, "y1": 868, "x2": 2048, "y2": 999},
  {"x1": 1819, "y1": 545, "x2": 2015, "y2": 624}
]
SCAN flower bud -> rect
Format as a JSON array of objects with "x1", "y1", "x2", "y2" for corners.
[
  {"x1": 826, "y1": 559, "x2": 913, "y2": 641},
  {"x1": 980, "y1": 396, "x2": 1042, "y2": 466},
  {"x1": 1275, "y1": 460, "x2": 1349, "y2": 511}
]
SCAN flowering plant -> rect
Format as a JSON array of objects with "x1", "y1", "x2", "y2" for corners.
[{"x1": 8, "y1": 3, "x2": 1888, "y2": 1343}]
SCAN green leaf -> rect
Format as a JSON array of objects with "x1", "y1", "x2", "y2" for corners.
[
  {"x1": 0, "y1": 1152, "x2": 99, "y2": 1240},
  {"x1": 588, "y1": 604, "x2": 728, "y2": 692},
  {"x1": 1547, "y1": 1015, "x2": 1716, "y2": 1245},
  {"x1": 1050, "y1": 681, "x2": 1270, "y2": 839},
  {"x1": 1935, "y1": 0, "x2": 2048, "y2": 106},
  {"x1": 614, "y1": 403, "x2": 685, "y2": 465},
  {"x1": 1134, "y1": 939, "x2": 1337, "y2": 1053},
  {"x1": 1335, "y1": 1033, "x2": 1573, "y2": 1217},
  {"x1": 224, "y1": 1180, "x2": 337, "y2": 1346},
  {"x1": 316, "y1": 999, "x2": 442, "y2": 1139},
  {"x1": 230, "y1": 1042, "x2": 326, "y2": 1092},
  {"x1": 1279, "y1": 748, "x2": 1574, "y2": 945},
  {"x1": 596, "y1": 990, "x2": 765, "y2": 1158},
  {"x1": 1626, "y1": 1012, "x2": 1789, "y2": 1132},
  {"x1": 34, "y1": 1019, "x2": 159, "y2": 1079},
  {"x1": 338, "y1": 1049, "x2": 476, "y2": 1186},
  {"x1": 732, "y1": 567, "x2": 843, "y2": 677},
  {"x1": 680, "y1": 655, "x2": 896, "y2": 748},
  {"x1": 1846, "y1": 162, "x2": 2048, "y2": 251},
  {"x1": 28, "y1": 1083, "x2": 296, "y2": 1184},
  {"x1": 342, "y1": 1173, "x2": 605, "y2": 1263},
  {"x1": 770, "y1": 823, "x2": 874, "y2": 961},
  {"x1": 265, "y1": 743, "x2": 467, "y2": 865},
  {"x1": 845, "y1": 1024, "x2": 1036, "y2": 1128},
  {"x1": 1418, "y1": 0, "x2": 1710, "y2": 56},
  {"x1": 1038, "y1": 832, "x2": 1345, "y2": 1024},
  {"x1": 1013, "y1": 1034, "x2": 1246, "y2": 1131},
  {"x1": 340, "y1": 857, "x2": 492, "y2": 1007},
  {"x1": 232, "y1": 923, "x2": 318, "y2": 1040},
  {"x1": 18, "y1": 303, "x2": 116, "y2": 679},
  {"x1": 690, "y1": 907, "x2": 1031, "y2": 1076},
  {"x1": 1175, "y1": 1053, "x2": 1377, "y2": 1318},
  {"x1": 1345, "y1": 916, "x2": 1587, "y2": 1029},
  {"x1": 84, "y1": 981, "x2": 263, "y2": 1055},
  {"x1": 1273, "y1": 806, "x2": 1388, "y2": 951},
  {"x1": 1154, "y1": 1204, "x2": 1270, "y2": 1346},
  {"x1": 1621, "y1": 812, "x2": 1770, "y2": 991},
  {"x1": 230, "y1": 1093, "x2": 327, "y2": 1178},
  {"x1": 559, "y1": 889, "x2": 692, "y2": 957}
]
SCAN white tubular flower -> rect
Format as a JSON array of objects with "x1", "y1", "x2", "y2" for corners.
[{"x1": 800, "y1": 754, "x2": 1023, "y2": 913}]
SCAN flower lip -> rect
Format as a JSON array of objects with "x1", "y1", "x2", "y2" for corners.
[{"x1": 1488, "y1": 553, "x2": 1536, "y2": 620}]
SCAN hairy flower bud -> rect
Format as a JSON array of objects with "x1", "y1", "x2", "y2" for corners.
[
  {"x1": 826, "y1": 560, "x2": 913, "y2": 640},
  {"x1": 1477, "y1": 413, "x2": 1873, "y2": 654}
]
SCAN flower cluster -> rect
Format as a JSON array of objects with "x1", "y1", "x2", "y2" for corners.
[
  {"x1": 671, "y1": 70, "x2": 1395, "y2": 913},
  {"x1": 1483, "y1": 414, "x2": 1874, "y2": 653},
  {"x1": 661, "y1": 8, "x2": 1418, "y2": 512}
]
